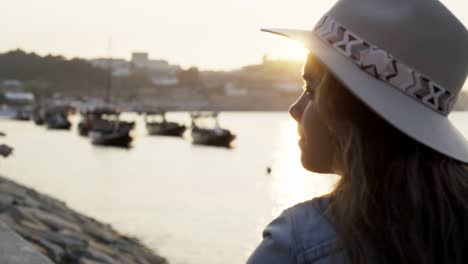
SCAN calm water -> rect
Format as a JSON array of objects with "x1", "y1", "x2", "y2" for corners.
[{"x1": 0, "y1": 112, "x2": 467, "y2": 264}]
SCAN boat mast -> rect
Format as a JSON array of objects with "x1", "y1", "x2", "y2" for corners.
[{"x1": 105, "y1": 37, "x2": 112, "y2": 104}]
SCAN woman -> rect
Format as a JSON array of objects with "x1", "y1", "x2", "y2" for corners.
[{"x1": 248, "y1": 0, "x2": 468, "y2": 263}]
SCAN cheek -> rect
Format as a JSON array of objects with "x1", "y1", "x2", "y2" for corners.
[
  {"x1": 302, "y1": 103, "x2": 326, "y2": 141},
  {"x1": 301, "y1": 103, "x2": 335, "y2": 173}
]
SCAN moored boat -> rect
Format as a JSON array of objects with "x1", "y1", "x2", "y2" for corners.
[
  {"x1": 12, "y1": 107, "x2": 31, "y2": 121},
  {"x1": 145, "y1": 111, "x2": 186, "y2": 137},
  {"x1": 78, "y1": 107, "x2": 135, "y2": 137},
  {"x1": 78, "y1": 107, "x2": 115, "y2": 136},
  {"x1": 190, "y1": 112, "x2": 235, "y2": 148},
  {"x1": 32, "y1": 106, "x2": 45, "y2": 125},
  {"x1": 45, "y1": 106, "x2": 71, "y2": 130},
  {"x1": 87, "y1": 109, "x2": 134, "y2": 147},
  {"x1": 89, "y1": 125, "x2": 133, "y2": 147}
]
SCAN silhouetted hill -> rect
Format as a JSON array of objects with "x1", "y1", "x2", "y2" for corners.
[
  {"x1": 0, "y1": 49, "x2": 108, "y2": 97},
  {"x1": 0, "y1": 49, "x2": 153, "y2": 99}
]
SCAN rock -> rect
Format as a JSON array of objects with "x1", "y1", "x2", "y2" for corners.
[
  {"x1": 74, "y1": 247, "x2": 115, "y2": 263},
  {"x1": 0, "y1": 182, "x2": 27, "y2": 199},
  {"x1": 20, "y1": 219, "x2": 49, "y2": 232},
  {"x1": 31, "y1": 208, "x2": 82, "y2": 233},
  {"x1": 23, "y1": 196, "x2": 42, "y2": 208},
  {"x1": 0, "y1": 193, "x2": 14, "y2": 211},
  {"x1": 38, "y1": 231, "x2": 88, "y2": 250},
  {"x1": 78, "y1": 257, "x2": 104, "y2": 264},
  {"x1": 81, "y1": 223, "x2": 118, "y2": 244},
  {"x1": 17, "y1": 232, "x2": 64, "y2": 263},
  {"x1": 0, "y1": 220, "x2": 53, "y2": 264},
  {"x1": 88, "y1": 240, "x2": 116, "y2": 259},
  {"x1": 0, "y1": 176, "x2": 168, "y2": 264}
]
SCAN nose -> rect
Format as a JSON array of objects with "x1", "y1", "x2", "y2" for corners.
[{"x1": 289, "y1": 95, "x2": 307, "y2": 123}]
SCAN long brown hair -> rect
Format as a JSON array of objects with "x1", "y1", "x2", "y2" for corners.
[{"x1": 314, "y1": 65, "x2": 468, "y2": 264}]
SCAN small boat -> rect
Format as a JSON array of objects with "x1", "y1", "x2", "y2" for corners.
[
  {"x1": 87, "y1": 109, "x2": 134, "y2": 147},
  {"x1": 12, "y1": 107, "x2": 31, "y2": 121},
  {"x1": 190, "y1": 112, "x2": 236, "y2": 147},
  {"x1": 78, "y1": 107, "x2": 113, "y2": 136},
  {"x1": 45, "y1": 106, "x2": 71, "y2": 130},
  {"x1": 145, "y1": 111, "x2": 186, "y2": 137},
  {"x1": 78, "y1": 107, "x2": 135, "y2": 137},
  {"x1": 0, "y1": 144, "x2": 13, "y2": 158},
  {"x1": 32, "y1": 104, "x2": 46, "y2": 125},
  {"x1": 89, "y1": 125, "x2": 133, "y2": 147},
  {"x1": 33, "y1": 115, "x2": 45, "y2": 125},
  {"x1": 78, "y1": 116, "x2": 91, "y2": 136}
]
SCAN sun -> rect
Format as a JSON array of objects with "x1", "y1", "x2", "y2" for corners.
[{"x1": 265, "y1": 37, "x2": 309, "y2": 61}]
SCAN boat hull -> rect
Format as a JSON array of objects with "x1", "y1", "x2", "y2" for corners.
[
  {"x1": 78, "y1": 122, "x2": 90, "y2": 136},
  {"x1": 45, "y1": 112, "x2": 71, "y2": 130},
  {"x1": 146, "y1": 122, "x2": 186, "y2": 137},
  {"x1": 46, "y1": 121, "x2": 71, "y2": 130},
  {"x1": 33, "y1": 117, "x2": 45, "y2": 125},
  {"x1": 79, "y1": 119, "x2": 134, "y2": 137},
  {"x1": 191, "y1": 129, "x2": 236, "y2": 148},
  {"x1": 89, "y1": 129, "x2": 133, "y2": 147}
]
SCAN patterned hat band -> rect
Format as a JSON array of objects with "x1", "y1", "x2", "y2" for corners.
[{"x1": 313, "y1": 16, "x2": 456, "y2": 115}]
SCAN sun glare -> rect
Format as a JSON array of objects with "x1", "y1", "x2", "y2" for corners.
[{"x1": 266, "y1": 37, "x2": 309, "y2": 61}]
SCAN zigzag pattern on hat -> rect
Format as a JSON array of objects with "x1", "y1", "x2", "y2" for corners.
[{"x1": 313, "y1": 16, "x2": 455, "y2": 115}]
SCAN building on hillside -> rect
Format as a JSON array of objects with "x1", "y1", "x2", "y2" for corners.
[
  {"x1": 89, "y1": 58, "x2": 131, "y2": 77},
  {"x1": 131, "y1": 52, "x2": 181, "y2": 86},
  {"x1": 151, "y1": 76, "x2": 179, "y2": 86},
  {"x1": 131, "y1": 52, "x2": 149, "y2": 69},
  {"x1": 91, "y1": 52, "x2": 180, "y2": 87},
  {"x1": 224, "y1": 82, "x2": 247, "y2": 96},
  {"x1": 132, "y1": 52, "x2": 180, "y2": 74},
  {"x1": 3, "y1": 91, "x2": 35, "y2": 103},
  {"x1": 148, "y1": 60, "x2": 169, "y2": 71}
]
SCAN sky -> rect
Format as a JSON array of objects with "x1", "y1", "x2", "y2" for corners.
[{"x1": 1, "y1": 0, "x2": 467, "y2": 71}]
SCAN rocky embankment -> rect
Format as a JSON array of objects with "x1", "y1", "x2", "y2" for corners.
[{"x1": 0, "y1": 176, "x2": 168, "y2": 264}]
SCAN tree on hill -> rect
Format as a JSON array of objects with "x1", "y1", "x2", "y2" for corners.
[
  {"x1": 0, "y1": 49, "x2": 151, "y2": 99},
  {"x1": 176, "y1": 67, "x2": 200, "y2": 87},
  {"x1": 0, "y1": 49, "x2": 107, "y2": 96}
]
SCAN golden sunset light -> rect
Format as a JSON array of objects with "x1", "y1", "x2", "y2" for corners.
[
  {"x1": 0, "y1": 1, "x2": 467, "y2": 264},
  {"x1": 265, "y1": 38, "x2": 309, "y2": 61}
]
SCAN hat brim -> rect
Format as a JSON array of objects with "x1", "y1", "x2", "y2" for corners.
[{"x1": 262, "y1": 28, "x2": 468, "y2": 163}]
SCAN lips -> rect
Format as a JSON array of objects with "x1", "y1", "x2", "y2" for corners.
[
  {"x1": 297, "y1": 126, "x2": 305, "y2": 140},
  {"x1": 297, "y1": 127, "x2": 306, "y2": 147},
  {"x1": 299, "y1": 138, "x2": 304, "y2": 145},
  {"x1": 297, "y1": 126, "x2": 305, "y2": 138}
]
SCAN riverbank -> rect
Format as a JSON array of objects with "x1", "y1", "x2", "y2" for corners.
[{"x1": 0, "y1": 175, "x2": 168, "y2": 263}]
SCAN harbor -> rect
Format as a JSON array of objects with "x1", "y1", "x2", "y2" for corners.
[
  {"x1": 0, "y1": 0, "x2": 466, "y2": 262},
  {"x1": 0, "y1": 111, "x2": 466, "y2": 263},
  {"x1": 0, "y1": 111, "x2": 340, "y2": 263},
  {"x1": 0, "y1": 48, "x2": 467, "y2": 263},
  {"x1": 0, "y1": 49, "x2": 310, "y2": 264}
]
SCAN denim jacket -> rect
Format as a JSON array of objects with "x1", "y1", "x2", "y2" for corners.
[{"x1": 247, "y1": 197, "x2": 349, "y2": 264}]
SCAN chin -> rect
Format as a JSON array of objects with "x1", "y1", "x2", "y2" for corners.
[{"x1": 300, "y1": 154, "x2": 333, "y2": 174}]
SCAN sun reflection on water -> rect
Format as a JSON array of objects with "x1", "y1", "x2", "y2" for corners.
[{"x1": 269, "y1": 120, "x2": 339, "y2": 217}]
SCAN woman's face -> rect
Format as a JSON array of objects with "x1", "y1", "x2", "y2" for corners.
[{"x1": 289, "y1": 55, "x2": 335, "y2": 173}]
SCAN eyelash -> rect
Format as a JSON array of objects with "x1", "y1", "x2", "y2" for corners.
[{"x1": 304, "y1": 85, "x2": 316, "y2": 99}]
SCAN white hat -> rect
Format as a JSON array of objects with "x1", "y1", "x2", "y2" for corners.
[{"x1": 262, "y1": 0, "x2": 468, "y2": 162}]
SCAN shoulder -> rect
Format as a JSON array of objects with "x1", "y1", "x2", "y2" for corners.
[
  {"x1": 283, "y1": 197, "x2": 343, "y2": 263},
  {"x1": 247, "y1": 197, "x2": 347, "y2": 264}
]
